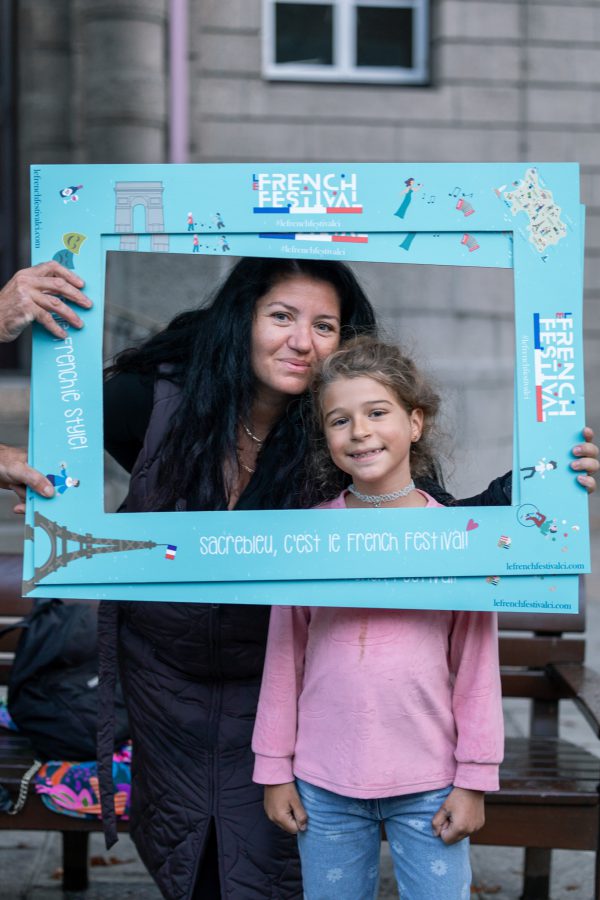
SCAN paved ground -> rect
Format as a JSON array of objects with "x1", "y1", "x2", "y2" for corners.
[
  {"x1": 0, "y1": 832, "x2": 593, "y2": 900},
  {"x1": 1, "y1": 523, "x2": 599, "y2": 899},
  {"x1": 0, "y1": 829, "x2": 595, "y2": 899}
]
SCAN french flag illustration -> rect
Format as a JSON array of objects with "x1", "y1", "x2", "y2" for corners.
[{"x1": 165, "y1": 544, "x2": 177, "y2": 560}]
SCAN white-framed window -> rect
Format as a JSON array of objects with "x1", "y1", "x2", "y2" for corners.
[{"x1": 262, "y1": 0, "x2": 429, "y2": 85}]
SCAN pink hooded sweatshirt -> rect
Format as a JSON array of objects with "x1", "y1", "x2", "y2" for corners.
[{"x1": 252, "y1": 490, "x2": 504, "y2": 798}]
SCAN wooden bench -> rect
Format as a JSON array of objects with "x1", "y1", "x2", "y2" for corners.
[
  {"x1": 472, "y1": 581, "x2": 600, "y2": 900},
  {"x1": 0, "y1": 553, "x2": 127, "y2": 892}
]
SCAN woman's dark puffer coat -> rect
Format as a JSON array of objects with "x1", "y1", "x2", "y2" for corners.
[{"x1": 98, "y1": 374, "x2": 301, "y2": 900}]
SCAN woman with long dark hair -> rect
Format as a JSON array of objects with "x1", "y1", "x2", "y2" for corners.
[
  {"x1": 98, "y1": 256, "x2": 597, "y2": 900},
  {"x1": 99, "y1": 258, "x2": 380, "y2": 900}
]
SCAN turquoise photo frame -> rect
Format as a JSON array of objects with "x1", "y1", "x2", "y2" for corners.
[{"x1": 25, "y1": 163, "x2": 589, "y2": 612}]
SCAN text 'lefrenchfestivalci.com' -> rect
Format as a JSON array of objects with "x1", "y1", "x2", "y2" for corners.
[{"x1": 493, "y1": 599, "x2": 575, "y2": 611}]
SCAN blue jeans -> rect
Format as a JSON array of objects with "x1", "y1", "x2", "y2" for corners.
[{"x1": 296, "y1": 779, "x2": 471, "y2": 900}]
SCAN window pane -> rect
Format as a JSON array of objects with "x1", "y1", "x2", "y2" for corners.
[
  {"x1": 275, "y1": 3, "x2": 333, "y2": 65},
  {"x1": 356, "y1": 6, "x2": 413, "y2": 68}
]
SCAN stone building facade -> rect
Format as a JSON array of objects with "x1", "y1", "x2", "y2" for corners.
[{"x1": 1, "y1": 0, "x2": 599, "y2": 542}]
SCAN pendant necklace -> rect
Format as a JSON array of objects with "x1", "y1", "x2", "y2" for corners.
[
  {"x1": 347, "y1": 480, "x2": 415, "y2": 508},
  {"x1": 237, "y1": 421, "x2": 264, "y2": 474},
  {"x1": 242, "y1": 422, "x2": 264, "y2": 445}
]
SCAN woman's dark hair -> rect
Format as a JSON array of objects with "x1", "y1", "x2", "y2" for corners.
[
  {"x1": 308, "y1": 336, "x2": 443, "y2": 501},
  {"x1": 106, "y1": 257, "x2": 377, "y2": 510}
]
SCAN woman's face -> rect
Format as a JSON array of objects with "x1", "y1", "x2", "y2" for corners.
[{"x1": 251, "y1": 275, "x2": 342, "y2": 403}]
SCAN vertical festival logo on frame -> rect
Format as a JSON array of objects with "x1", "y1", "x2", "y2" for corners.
[
  {"x1": 533, "y1": 312, "x2": 578, "y2": 422},
  {"x1": 252, "y1": 171, "x2": 363, "y2": 215}
]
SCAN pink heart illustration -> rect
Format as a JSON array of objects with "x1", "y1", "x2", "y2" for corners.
[{"x1": 466, "y1": 519, "x2": 479, "y2": 532}]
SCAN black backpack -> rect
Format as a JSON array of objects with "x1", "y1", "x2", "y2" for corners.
[{"x1": 3, "y1": 598, "x2": 129, "y2": 761}]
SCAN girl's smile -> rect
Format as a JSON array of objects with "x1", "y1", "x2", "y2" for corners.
[
  {"x1": 348, "y1": 447, "x2": 384, "y2": 461},
  {"x1": 322, "y1": 375, "x2": 424, "y2": 502}
]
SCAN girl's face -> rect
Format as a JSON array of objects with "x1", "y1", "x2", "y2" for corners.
[
  {"x1": 251, "y1": 276, "x2": 341, "y2": 404},
  {"x1": 321, "y1": 375, "x2": 423, "y2": 494}
]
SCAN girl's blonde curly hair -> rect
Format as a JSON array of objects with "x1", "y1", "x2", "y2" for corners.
[{"x1": 308, "y1": 336, "x2": 442, "y2": 500}]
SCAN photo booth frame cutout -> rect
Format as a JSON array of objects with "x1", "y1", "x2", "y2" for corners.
[{"x1": 25, "y1": 163, "x2": 589, "y2": 612}]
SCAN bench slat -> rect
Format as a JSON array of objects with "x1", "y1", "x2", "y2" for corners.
[
  {"x1": 0, "y1": 801, "x2": 129, "y2": 833},
  {"x1": 474, "y1": 804, "x2": 598, "y2": 851},
  {"x1": 497, "y1": 737, "x2": 600, "y2": 801},
  {"x1": 0, "y1": 632, "x2": 22, "y2": 654},
  {"x1": 501, "y1": 670, "x2": 572, "y2": 700},
  {"x1": 499, "y1": 637, "x2": 585, "y2": 667}
]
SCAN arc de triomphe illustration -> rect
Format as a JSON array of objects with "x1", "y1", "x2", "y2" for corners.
[{"x1": 114, "y1": 181, "x2": 170, "y2": 251}]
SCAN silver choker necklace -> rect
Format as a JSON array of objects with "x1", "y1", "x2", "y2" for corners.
[{"x1": 348, "y1": 480, "x2": 415, "y2": 508}]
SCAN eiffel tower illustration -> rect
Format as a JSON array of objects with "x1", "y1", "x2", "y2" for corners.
[{"x1": 23, "y1": 511, "x2": 160, "y2": 594}]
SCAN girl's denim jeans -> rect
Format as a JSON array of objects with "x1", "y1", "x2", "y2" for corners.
[{"x1": 296, "y1": 778, "x2": 471, "y2": 900}]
